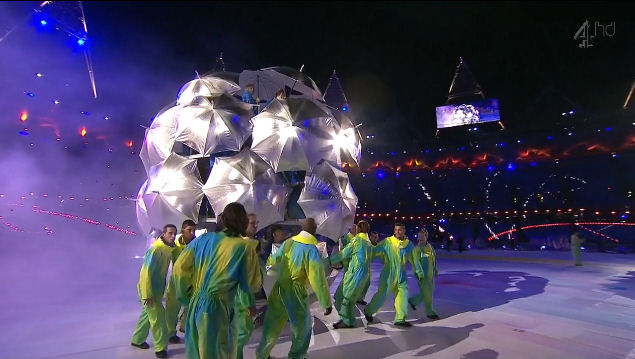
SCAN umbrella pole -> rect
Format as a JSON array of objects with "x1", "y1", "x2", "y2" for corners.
[{"x1": 289, "y1": 64, "x2": 304, "y2": 96}]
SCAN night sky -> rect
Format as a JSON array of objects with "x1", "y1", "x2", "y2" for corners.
[{"x1": 9, "y1": 1, "x2": 635, "y2": 144}]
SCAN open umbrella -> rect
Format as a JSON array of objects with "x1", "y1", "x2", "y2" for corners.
[
  {"x1": 174, "y1": 94, "x2": 253, "y2": 155},
  {"x1": 139, "y1": 104, "x2": 179, "y2": 174},
  {"x1": 239, "y1": 66, "x2": 323, "y2": 101},
  {"x1": 203, "y1": 149, "x2": 291, "y2": 230},
  {"x1": 136, "y1": 153, "x2": 204, "y2": 235},
  {"x1": 297, "y1": 160, "x2": 358, "y2": 240},
  {"x1": 328, "y1": 110, "x2": 362, "y2": 167},
  {"x1": 250, "y1": 98, "x2": 339, "y2": 172},
  {"x1": 176, "y1": 75, "x2": 241, "y2": 105}
]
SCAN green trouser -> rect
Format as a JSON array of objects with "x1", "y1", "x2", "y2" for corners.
[
  {"x1": 131, "y1": 297, "x2": 168, "y2": 352},
  {"x1": 365, "y1": 274, "x2": 409, "y2": 323},
  {"x1": 234, "y1": 309, "x2": 253, "y2": 359},
  {"x1": 334, "y1": 264, "x2": 347, "y2": 301},
  {"x1": 334, "y1": 279, "x2": 344, "y2": 310},
  {"x1": 334, "y1": 275, "x2": 370, "y2": 326},
  {"x1": 572, "y1": 246, "x2": 582, "y2": 265},
  {"x1": 360, "y1": 276, "x2": 370, "y2": 301},
  {"x1": 408, "y1": 278, "x2": 437, "y2": 316},
  {"x1": 165, "y1": 280, "x2": 187, "y2": 337},
  {"x1": 335, "y1": 265, "x2": 370, "y2": 304},
  {"x1": 185, "y1": 293, "x2": 236, "y2": 359},
  {"x1": 256, "y1": 282, "x2": 311, "y2": 359}
]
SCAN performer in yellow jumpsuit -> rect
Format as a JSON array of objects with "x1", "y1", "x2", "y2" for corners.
[
  {"x1": 256, "y1": 218, "x2": 333, "y2": 359},
  {"x1": 172, "y1": 203, "x2": 262, "y2": 359},
  {"x1": 131, "y1": 224, "x2": 177, "y2": 359},
  {"x1": 165, "y1": 219, "x2": 197, "y2": 343},
  {"x1": 333, "y1": 225, "x2": 361, "y2": 305},
  {"x1": 364, "y1": 222, "x2": 423, "y2": 327},
  {"x1": 570, "y1": 227, "x2": 585, "y2": 266},
  {"x1": 408, "y1": 228, "x2": 440, "y2": 320},
  {"x1": 330, "y1": 220, "x2": 373, "y2": 328},
  {"x1": 234, "y1": 213, "x2": 264, "y2": 359}
]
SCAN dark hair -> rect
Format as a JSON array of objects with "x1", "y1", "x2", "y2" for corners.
[
  {"x1": 181, "y1": 219, "x2": 196, "y2": 229},
  {"x1": 246, "y1": 83, "x2": 254, "y2": 88},
  {"x1": 214, "y1": 213, "x2": 224, "y2": 233},
  {"x1": 222, "y1": 203, "x2": 248, "y2": 237},
  {"x1": 275, "y1": 89, "x2": 285, "y2": 97},
  {"x1": 163, "y1": 224, "x2": 177, "y2": 232},
  {"x1": 271, "y1": 225, "x2": 283, "y2": 234},
  {"x1": 356, "y1": 220, "x2": 370, "y2": 234},
  {"x1": 394, "y1": 222, "x2": 405, "y2": 228},
  {"x1": 302, "y1": 218, "x2": 318, "y2": 235}
]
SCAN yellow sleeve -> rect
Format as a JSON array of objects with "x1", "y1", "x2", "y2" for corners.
[
  {"x1": 306, "y1": 248, "x2": 333, "y2": 309},
  {"x1": 330, "y1": 238, "x2": 355, "y2": 264},
  {"x1": 409, "y1": 247, "x2": 424, "y2": 279},
  {"x1": 241, "y1": 243, "x2": 263, "y2": 295},
  {"x1": 266, "y1": 241, "x2": 287, "y2": 269},
  {"x1": 138, "y1": 247, "x2": 162, "y2": 299},
  {"x1": 372, "y1": 240, "x2": 387, "y2": 261},
  {"x1": 172, "y1": 245, "x2": 195, "y2": 306}
]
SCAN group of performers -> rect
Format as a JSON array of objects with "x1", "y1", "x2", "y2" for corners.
[{"x1": 130, "y1": 202, "x2": 439, "y2": 359}]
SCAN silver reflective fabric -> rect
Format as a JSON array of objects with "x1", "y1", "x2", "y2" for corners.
[
  {"x1": 136, "y1": 153, "x2": 204, "y2": 235},
  {"x1": 176, "y1": 76, "x2": 241, "y2": 105},
  {"x1": 174, "y1": 94, "x2": 253, "y2": 155},
  {"x1": 203, "y1": 149, "x2": 291, "y2": 230},
  {"x1": 298, "y1": 161, "x2": 358, "y2": 240}
]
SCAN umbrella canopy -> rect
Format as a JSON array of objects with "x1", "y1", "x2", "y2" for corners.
[
  {"x1": 174, "y1": 94, "x2": 253, "y2": 155},
  {"x1": 139, "y1": 104, "x2": 179, "y2": 174},
  {"x1": 250, "y1": 98, "x2": 339, "y2": 172},
  {"x1": 239, "y1": 66, "x2": 323, "y2": 101},
  {"x1": 297, "y1": 160, "x2": 358, "y2": 240},
  {"x1": 329, "y1": 110, "x2": 362, "y2": 167},
  {"x1": 176, "y1": 75, "x2": 241, "y2": 105},
  {"x1": 136, "y1": 153, "x2": 204, "y2": 235},
  {"x1": 203, "y1": 149, "x2": 291, "y2": 230}
]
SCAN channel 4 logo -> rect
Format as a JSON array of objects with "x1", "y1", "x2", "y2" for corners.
[{"x1": 574, "y1": 20, "x2": 616, "y2": 49}]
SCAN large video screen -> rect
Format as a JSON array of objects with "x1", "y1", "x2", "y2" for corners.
[{"x1": 436, "y1": 98, "x2": 500, "y2": 129}]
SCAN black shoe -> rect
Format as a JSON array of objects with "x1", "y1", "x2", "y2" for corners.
[
  {"x1": 131, "y1": 342, "x2": 149, "y2": 349},
  {"x1": 394, "y1": 321, "x2": 413, "y2": 328},
  {"x1": 168, "y1": 335, "x2": 181, "y2": 344},
  {"x1": 408, "y1": 301, "x2": 417, "y2": 311},
  {"x1": 364, "y1": 311, "x2": 374, "y2": 323},
  {"x1": 333, "y1": 320, "x2": 355, "y2": 329},
  {"x1": 155, "y1": 350, "x2": 167, "y2": 358},
  {"x1": 356, "y1": 300, "x2": 368, "y2": 305},
  {"x1": 427, "y1": 314, "x2": 440, "y2": 320}
]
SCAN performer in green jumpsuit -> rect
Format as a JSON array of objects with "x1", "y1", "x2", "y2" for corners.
[
  {"x1": 333, "y1": 225, "x2": 357, "y2": 303},
  {"x1": 165, "y1": 219, "x2": 197, "y2": 343},
  {"x1": 570, "y1": 227, "x2": 585, "y2": 266},
  {"x1": 330, "y1": 220, "x2": 373, "y2": 328},
  {"x1": 234, "y1": 213, "x2": 263, "y2": 359},
  {"x1": 256, "y1": 218, "x2": 333, "y2": 359},
  {"x1": 172, "y1": 203, "x2": 262, "y2": 359},
  {"x1": 408, "y1": 227, "x2": 440, "y2": 320},
  {"x1": 131, "y1": 224, "x2": 177, "y2": 359},
  {"x1": 364, "y1": 222, "x2": 423, "y2": 327}
]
